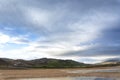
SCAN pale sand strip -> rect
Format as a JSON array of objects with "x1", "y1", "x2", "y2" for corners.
[{"x1": 0, "y1": 73, "x2": 5, "y2": 80}]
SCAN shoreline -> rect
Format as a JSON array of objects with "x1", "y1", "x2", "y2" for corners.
[{"x1": 0, "y1": 66, "x2": 120, "y2": 80}]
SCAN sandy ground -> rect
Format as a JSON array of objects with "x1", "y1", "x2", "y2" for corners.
[{"x1": 0, "y1": 66, "x2": 120, "y2": 80}]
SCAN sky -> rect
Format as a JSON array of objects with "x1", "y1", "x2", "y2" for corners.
[{"x1": 0, "y1": 0, "x2": 120, "y2": 63}]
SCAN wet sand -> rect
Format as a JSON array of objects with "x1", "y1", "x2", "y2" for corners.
[{"x1": 0, "y1": 66, "x2": 120, "y2": 80}]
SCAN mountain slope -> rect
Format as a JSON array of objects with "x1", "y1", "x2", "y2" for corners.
[
  {"x1": 96, "y1": 58, "x2": 120, "y2": 67},
  {"x1": 29, "y1": 58, "x2": 86, "y2": 68},
  {"x1": 0, "y1": 58, "x2": 9, "y2": 66},
  {"x1": 0, "y1": 58, "x2": 87, "y2": 68}
]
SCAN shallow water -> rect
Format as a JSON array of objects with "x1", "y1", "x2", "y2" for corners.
[
  {"x1": 16, "y1": 77, "x2": 119, "y2": 80},
  {"x1": 64, "y1": 68, "x2": 120, "y2": 74}
]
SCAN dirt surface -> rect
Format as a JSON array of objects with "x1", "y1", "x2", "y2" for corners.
[{"x1": 0, "y1": 66, "x2": 120, "y2": 80}]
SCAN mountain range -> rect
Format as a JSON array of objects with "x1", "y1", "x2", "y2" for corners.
[
  {"x1": 0, "y1": 58, "x2": 119, "y2": 69},
  {"x1": 0, "y1": 58, "x2": 88, "y2": 68}
]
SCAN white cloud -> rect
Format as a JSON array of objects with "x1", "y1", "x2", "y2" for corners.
[
  {"x1": 0, "y1": 32, "x2": 29, "y2": 45},
  {"x1": 25, "y1": 7, "x2": 54, "y2": 28},
  {"x1": 0, "y1": 33, "x2": 10, "y2": 44}
]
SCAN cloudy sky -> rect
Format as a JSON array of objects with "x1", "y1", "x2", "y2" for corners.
[{"x1": 0, "y1": 0, "x2": 120, "y2": 63}]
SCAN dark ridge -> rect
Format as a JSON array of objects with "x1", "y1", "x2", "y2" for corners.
[{"x1": 0, "y1": 58, "x2": 88, "y2": 68}]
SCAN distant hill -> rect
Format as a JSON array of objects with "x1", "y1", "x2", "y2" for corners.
[
  {"x1": 104, "y1": 58, "x2": 120, "y2": 62},
  {"x1": 0, "y1": 58, "x2": 10, "y2": 66},
  {"x1": 1, "y1": 57, "x2": 119, "y2": 69},
  {"x1": 95, "y1": 58, "x2": 120, "y2": 67},
  {"x1": 28, "y1": 58, "x2": 89, "y2": 68},
  {"x1": 0, "y1": 58, "x2": 88, "y2": 68}
]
